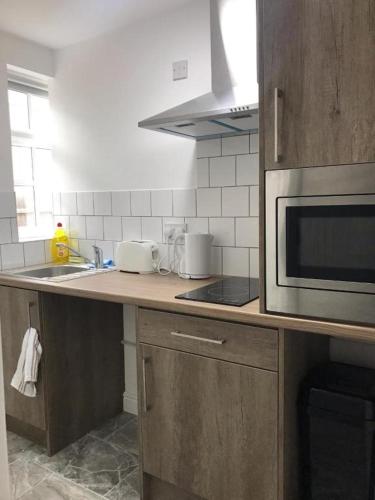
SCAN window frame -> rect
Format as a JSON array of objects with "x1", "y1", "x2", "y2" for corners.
[{"x1": 8, "y1": 79, "x2": 53, "y2": 241}]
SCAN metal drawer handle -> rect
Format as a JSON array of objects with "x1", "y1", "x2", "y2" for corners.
[
  {"x1": 142, "y1": 357, "x2": 150, "y2": 413},
  {"x1": 170, "y1": 331, "x2": 225, "y2": 345},
  {"x1": 274, "y1": 87, "x2": 283, "y2": 163}
]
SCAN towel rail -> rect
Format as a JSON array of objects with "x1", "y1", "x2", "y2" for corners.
[{"x1": 27, "y1": 302, "x2": 34, "y2": 329}]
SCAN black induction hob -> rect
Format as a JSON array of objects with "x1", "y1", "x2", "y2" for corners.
[{"x1": 175, "y1": 277, "x2": 259, "y2": 307}]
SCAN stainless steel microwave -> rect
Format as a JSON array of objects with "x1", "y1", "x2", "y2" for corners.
[{"x1": 266, "y1": 163, "x2": 375, "y2": 325}]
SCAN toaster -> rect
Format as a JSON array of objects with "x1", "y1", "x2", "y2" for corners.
[{"x1": 116, "y1": 240, "x2": 159, "y2": 274}]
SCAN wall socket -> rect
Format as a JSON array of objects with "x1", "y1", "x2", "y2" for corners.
[
  {"x1": 173, "y1": 60, "x2": 188, "y2": 81},
  {"x1": 164, "y1": 223, "x2": 186, "y2": 242}
]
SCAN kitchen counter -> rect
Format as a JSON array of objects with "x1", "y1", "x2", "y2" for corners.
[{"x1": 1, "y1": 270, "x2": 375, "y2": 342}]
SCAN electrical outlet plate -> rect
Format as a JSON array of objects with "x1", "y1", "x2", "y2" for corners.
[
  {"x1": 173, "y1": 60, "x2": 188, "y2": 81},
  {"x1": 164, "y1": 223, "x2": 186, "y2": 242}
]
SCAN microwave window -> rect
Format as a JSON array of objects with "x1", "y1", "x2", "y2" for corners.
[{"x1": 286, "y1": 205, "x2": 375, "y2": 283}]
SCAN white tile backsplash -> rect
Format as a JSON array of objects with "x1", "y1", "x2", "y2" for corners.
[
  {"x1": 197, "y1": 188, "x2": 221, "y2": 217},
  {"x1": 236, "y1": 217, "x2": 259, "y2": 247},
  {"x1": 151, "y1": 190, "x2": 172, "y2": 216},
  {"x1": 222, "y1": 187, "x2": 249, "y2": 216},
  {"x1": 24, "y1": 241, "x2": 45, "y2": 267},
  {"x1": 237, "y1": 154, "x2": 259, "y2": 186},
  {"x1": 223, "y1": 247, "x2": 249, "y2": 277},
  {"x1": 104, "y1": 216, "x2": 122, "y2": 241},
  {"x1": 0, "y1": 132, "x2": 259, "y2": 278},
  {"x1": 111, "y1": 191, "x2": 131, "y2": 217},
  {"x1": 0, "y1": 219, "x2": 12, "y2": 244},
  {"x1": 95, "y1": 240, "x2": 114, "y2": 260},
  {"x1": 69, "y1": 216, "x2": 87, "y2": 239},
  {"x1": 78, "y1": 240, "x2": 96, "y2": 260},
  {"x1": 250, "y1": 133, "x2": 259, "y2": 154},
  {"x1": 185, "y1": 217, "x2": 209, "y2": 234},
  {"x1": 94, "y1": 192, "x2": 112, "y2": 216},
  {"x1": 197, "y1": 138, "x2": 221, "y2": 158},
  {"x1": 250, "y1": 186, "x2": 259, "y2": 216},
  {"x1": 222, "y1": 135, "x2": 250, "y2": 156},
  {"x1": 77, "y1": 192, "x2": 94, "y2": 215},
  {"x1": 209, "y1": 156, "x2": 236, "y2": 187},
  {"x1": 60, "y1": 192, "x2": 77, "y2": 216},
  {"x1": 173, "y1": 189, "x2": 196, "y2": 217},
  {"x1": 1, "y1": 243, "x2": 24, "y2": 270},
  {"x1": 250, "y1": 248, "x2": 259, "y2": 278},
  {"x1": 209, "y1": 218, "x2": 235, "y2": 246},
  {"x1": 122, "y1": 217, "x2": 142, "y2": 240},
  {"x1": 142, "y1": 217, "x2": 163, "y2": 242},
  {"x1": 131, "y1": 191, "x2": 151, "y2": 216},
  {"x1": 86, "y1": 216, "x2": 104, "y2": 240},
  {"x1": 197, "y1": 158, "x2": 209, "y2": 188},
  {"x1": 211, "y1": 246, "x2": 223, "y2": 275}
]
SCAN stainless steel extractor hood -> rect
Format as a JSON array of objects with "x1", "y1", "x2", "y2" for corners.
[{"x1": 139, "y1": 0, "x2": 258, "y2": 140}]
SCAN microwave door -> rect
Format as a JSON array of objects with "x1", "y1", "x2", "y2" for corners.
[{"x1": 277, "y1": 195, "x2": 375, "y2": 295}]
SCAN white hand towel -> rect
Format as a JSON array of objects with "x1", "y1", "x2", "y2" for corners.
[{"x1": 11, "y1": 327, "x2": 42, "y2": 398}]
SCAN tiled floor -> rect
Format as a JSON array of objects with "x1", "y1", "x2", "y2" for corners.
[{"x1": 7, "y1": 412, "x2": 140, "y2": 499}]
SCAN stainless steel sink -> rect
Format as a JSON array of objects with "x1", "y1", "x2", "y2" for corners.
[{"x1": 14, "y1": 265, "x2": 92, "y2": 279}]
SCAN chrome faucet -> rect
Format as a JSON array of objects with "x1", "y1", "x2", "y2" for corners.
[
  {"x1": 92, "y1": 245, "x2": 103, "y2": 269},
  {"x1": 55, "y1": 243, "x2": 104, "y2": 269}
]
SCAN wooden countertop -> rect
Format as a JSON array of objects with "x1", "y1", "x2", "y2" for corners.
[{"x1": 1, "y1": 270, "x2": 375, "y2": 342}]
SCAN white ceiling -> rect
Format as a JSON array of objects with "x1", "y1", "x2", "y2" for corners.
[{"x1": 0, "y1": 0, "x2": 192, "y2": 49}]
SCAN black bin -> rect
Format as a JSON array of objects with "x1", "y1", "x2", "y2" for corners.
[{"x1": 300, "y1": 362, "x2": 375, "y2": 500}]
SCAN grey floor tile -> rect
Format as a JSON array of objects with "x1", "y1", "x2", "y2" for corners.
[
  {"x1": 7, "y1": 432, "x2": 34, "y2": 464},
  {"x1": 34, "y1": 435, "x2": 92, "y2": 475},
  {"x1": 18, "y1": 474, "x2": 103, "y2": 499},
  {"x1": 105, "y1": 479, "x2": 140, "y2": 500},
  {"x1": 107, "y1": 419, "x2": 139, "y2": 455},
  {"x1": 61, "y1": 436, "x2": 137, "y2": 496},
  {"x1": 7, "y1": 415, "x2": 139, "y2": 499},
  {"x1": 90, "y1": 413, "x2": 135, "y2": 440},
  {"x1": 9, "y1": 459, "x2": 51, "y2": 499},
  {"x1": 106, "y1": 466, "x2": 141, "y2": 499}
]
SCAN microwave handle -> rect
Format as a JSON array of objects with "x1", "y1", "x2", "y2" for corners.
[{"x1": 274, "y1": 88, "x2": 283, "y2": 163}]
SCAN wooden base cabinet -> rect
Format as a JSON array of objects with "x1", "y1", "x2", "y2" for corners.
[
  {"x1": 0, "y1": 286, "x2": 124, "y2": 455},
  {"x1": 137, "y1": 309, "x2": 278, "y2": 500}
]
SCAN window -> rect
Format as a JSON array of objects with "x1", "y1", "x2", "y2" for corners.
[{"x1": 8, "y1": 80, "x2": 53, "y2": 240}]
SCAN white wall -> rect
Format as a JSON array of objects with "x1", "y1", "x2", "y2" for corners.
[
  {"x1": 50, "y1": 0, "x2": 211, "y2": 192},
  {"x1": 0, "y1": 30, "x2": 54, "y2": 193}
]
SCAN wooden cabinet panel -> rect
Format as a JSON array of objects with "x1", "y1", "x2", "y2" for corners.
[
  {"x1": 139, "y1": 344, "x2": 278, "y2": 500},
  {"x1": 40, "y1": 293, "x2": 124, "y2": 455},
  {"x1": 0, "y1": 286, "x2": 46, "y2": 432},
  {"x1": 261, "y1": 0, "x2": 375, "y2": 170},
  {"x1": 0, "y1": 286, "x2": 124, "y2": 455},
  {"x1": 138, "y1": 309, "x2": 278, "y2": 371},
  {"x1": 144, "y1": 475, "x2": 204, "y2": 500}
]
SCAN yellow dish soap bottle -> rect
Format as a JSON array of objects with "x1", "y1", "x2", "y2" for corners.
[{"x1": 51, "y1": 222, "x2": 69, "y2": 264}]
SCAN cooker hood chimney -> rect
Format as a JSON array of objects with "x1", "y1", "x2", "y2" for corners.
[{"x1": 138, "y1": 0, "x2": 258, "y2": 140}]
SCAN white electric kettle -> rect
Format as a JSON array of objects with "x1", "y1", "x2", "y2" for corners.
[{"x1": 175, "y1": 233, "x2": 213, "y2": 279}]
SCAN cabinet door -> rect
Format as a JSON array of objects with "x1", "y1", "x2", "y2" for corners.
[
  {"x1": 261, "y1": 0, "x2": 375, "y2": 170},
  {"x1": 139, "y1": 344, "x2": 278, "y2": 500},
  {"x1": 0, "y1": 286, "x2": 46, "y2": 431}
]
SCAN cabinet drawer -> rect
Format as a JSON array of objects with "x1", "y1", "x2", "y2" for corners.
[{"x1": 138, "y1": 309, "x2": 278, "y2": 371}]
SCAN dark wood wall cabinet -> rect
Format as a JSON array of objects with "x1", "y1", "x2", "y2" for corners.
[
  {"x1": 259, "y1": 0, "x2": 375, "y2": 170},
  {"x1": 137, "y1": 309, "x2": 279, "y2": 500},
  {"x1": 0, "y1": 286, "x2": 124, "y2": 455}
]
